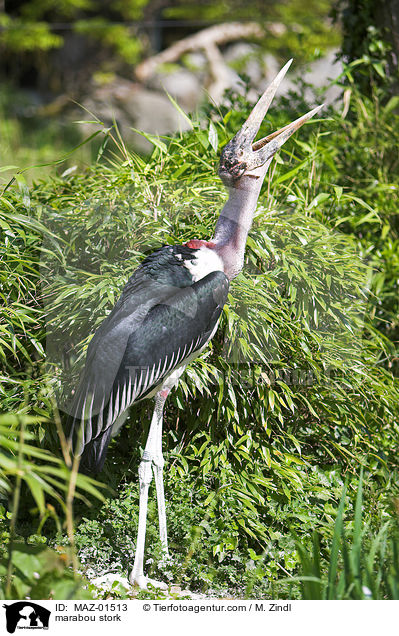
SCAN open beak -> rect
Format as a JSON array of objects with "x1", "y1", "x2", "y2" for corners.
[{"x1": 219, "y1": 60, "x2": 323, "y2": 180}]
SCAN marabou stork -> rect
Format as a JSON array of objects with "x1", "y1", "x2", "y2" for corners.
[{"x1": 67, "y1": 60, "x2": 322, "y2": 590}]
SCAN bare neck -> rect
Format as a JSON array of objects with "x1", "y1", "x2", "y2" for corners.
[{"x1": 213, "y1": 163, "x2": 270, "y2": 279}]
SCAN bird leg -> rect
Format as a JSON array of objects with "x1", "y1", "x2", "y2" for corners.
[
  {"x1": 130, "y1": 452, "x2": 156, "y2": 589},
  {"x1": 130, "y1": 391, "x2": 169, "y2": 590},
  {"x1": 153, "y1": 389, "x2": 169, "y2": 555}
]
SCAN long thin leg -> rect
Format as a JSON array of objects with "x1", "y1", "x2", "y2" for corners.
[
  {"x1": 153, "y1": 390, "x2": 169, "y2": 555},
  {"x1": 129, "y1": 450, "x2": 153, "y2": 588},
  {"x1": 152, "y1": 369, "x2": 186, "y2": 555},
  {"x1": 130, "y1": 391, "x2": 168, "y2": 589}
]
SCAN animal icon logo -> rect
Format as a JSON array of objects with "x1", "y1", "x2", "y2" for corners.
[{"x1": 3, "y1": 602, "x2": 50, "y2": 633}]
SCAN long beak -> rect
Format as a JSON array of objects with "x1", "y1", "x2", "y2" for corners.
[
  {"x1": 234, "y1": 58, "x2": 294, "y2": 146},
  {"x1": 250, "y1": 104, "x2": 324, "y2": 167},
  {"x1": 226, "y1": 61, "x2": 324, "y2": 172}
]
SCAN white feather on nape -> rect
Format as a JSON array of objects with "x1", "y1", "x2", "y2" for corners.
[{"x1": 184, "y1": 247, "x2": 223, "y2": 282}]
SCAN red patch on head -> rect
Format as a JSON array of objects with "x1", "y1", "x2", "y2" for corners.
[{"x1": 185, "y1": 239, "x2": 216, "y2": 250}]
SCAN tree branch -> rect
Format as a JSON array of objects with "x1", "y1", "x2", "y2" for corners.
[{"x1": 135, "y1": 22, "x2": 282, "y2": 82}]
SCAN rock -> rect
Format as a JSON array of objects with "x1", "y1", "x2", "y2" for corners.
[
  {"x1": 81, "y1": 77, "x2": 192, "y2": 153},
  {"x1": 77, "y1": 49, "x2": 343, "y2": 154},
  {"x1": 261, "y1": 53, "x2": 281, "y2": 85},
  {"x1": 257, "y1": 50, "x2": 343, "y2": 106},
  {"x1": 299, "y1": 49, "x2": 343, "y2": 105},
  {"x1": 120, "y1": 86, "x2": 192, "y2": 151},
  {"x1": 184, "y1": 51, "x2": 208, "y2": 71},
  {"x1": 146, "y1": 69, "x2": 201, "y2": 111},
  {"x1": 224, "y1": 42, "x2": 263, "y2": 86},
  {"x1": 224, "y1": 42, "x2": 258, "y2": 63}
]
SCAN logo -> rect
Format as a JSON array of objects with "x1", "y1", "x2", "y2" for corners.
[{"x1": 3, "y1": 603, "x2": 50, "y2": 634}]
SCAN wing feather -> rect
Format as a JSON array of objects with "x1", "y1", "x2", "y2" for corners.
[{"x1": 120, "y1": 381, "x2": 127, "y2": 414}]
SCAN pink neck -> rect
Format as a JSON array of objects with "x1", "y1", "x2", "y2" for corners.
[{"x1": 212, "y1": 161, "x2": 271, "y2": 279}]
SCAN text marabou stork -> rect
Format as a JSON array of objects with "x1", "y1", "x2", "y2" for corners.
[{"x1": 67, "y1": 60, "x2": 322, "y2": 589}]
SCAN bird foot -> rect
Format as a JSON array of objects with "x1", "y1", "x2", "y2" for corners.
[{"x1": 130, "y1": 573, "x2": 168, "y2": 591}]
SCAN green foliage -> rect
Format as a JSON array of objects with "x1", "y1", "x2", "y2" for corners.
[
  {"x1": 0, "y1": 13, "x2": 62, "y2": 52},
  {"x1": 0, "y1": 85, "x2": 91, "y2": 179},
  {"x1": 1, "y1": 0, "x2": 339, "y2": 90},
  {"x1": 333, "y1": 0, "x2": 399, "y2": 95},
  {"x1": 0, "y1": 411, "x2": 105, "y2": 598},
  {"x1": 295, "y1": 473, "x2": 399, "y2": 599},
  {"x1": 268, "y1": 0, "x2": 340, "y2": 63},
  {"x1": 70, "y1": 464, "x2": 354, "y2": 597},
  {"x1": 0, "y1": 183, "x2": 105, "y2": 598},
  {"x1": 167, "y1": 0, "x2": 338, "y2": 64},
  {"x1": 74, "y1": 18, "x2": 142, "y2": 64},
  {"x1": 277, "y1": 81, "x2": 399, "y2": 371},
  {"x1": 0, "y1": 0, "x2": 149, "y2": 65},
  {"x1": 0, "y1": 71, "x2": 399, "y2": 599},
  {"x1": 0, "y1": 415, "x2": 104, "y2": 513},
  {"x1": 0, "y1": 543, "x2": 92, "y2": 600}
]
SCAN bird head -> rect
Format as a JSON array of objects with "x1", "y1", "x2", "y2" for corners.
[{"x1": 219, "y1": 60, "x2": 323, "y2": 187}]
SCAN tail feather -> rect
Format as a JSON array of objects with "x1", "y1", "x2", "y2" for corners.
[
  {"x1": 78, "y1": 426, "x2": 114, "y2": 474},
  {"x1": 64, "y1": 409, "x2": 114, "y2": 475}
]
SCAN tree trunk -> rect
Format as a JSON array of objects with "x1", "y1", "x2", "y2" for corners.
[
  {"x1": 337, "y1": 0, "x2": 399, "y2": 95},
  {"x1": 374, "y1": 0, "x2": 399, "y2": 92}
]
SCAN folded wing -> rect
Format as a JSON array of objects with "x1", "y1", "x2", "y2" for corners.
[{"x1": 67, "y1": 268, "x2": 229, "y2": 472}]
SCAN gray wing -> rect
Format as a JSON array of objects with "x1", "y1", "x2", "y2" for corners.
[{"x1": 67, "y1": 270, "x2": 229, "y2": 472}]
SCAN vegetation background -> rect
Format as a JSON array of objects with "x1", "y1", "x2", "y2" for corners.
[{"x1": 1, "y1": 0, "x2": 399, "y2": 600}]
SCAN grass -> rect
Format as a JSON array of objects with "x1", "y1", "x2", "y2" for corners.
[{"x1": 294, "y1": 472, "x2": 399, "y2": 599}]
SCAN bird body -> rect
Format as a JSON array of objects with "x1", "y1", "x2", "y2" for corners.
[
  {"x1": 65, "y1": 60, "x2": 323, "y2": 589},
  {"x1": 68, "y1": 243, "x2": 229, "y2": 473}
]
